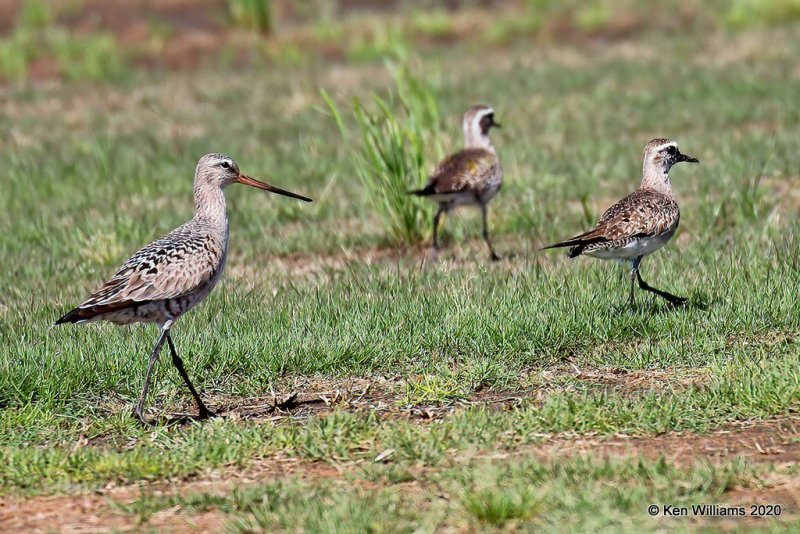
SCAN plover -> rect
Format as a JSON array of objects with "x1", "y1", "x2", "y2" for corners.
[
  {"x1": 56, "y1": 153, "x2": 312, "y2": 424},
  {"x1": 543, "y1": 138, "x2": 698, "y2": 308},
  {"x1": 409, "y1": 104, "x2": 503, "y2": 261}
]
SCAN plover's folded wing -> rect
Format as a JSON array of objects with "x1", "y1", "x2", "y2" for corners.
[
  {"x1": 595, "y1": 189, "x2": 679, "y2": 239},
  {"x1": 409, "y1": 148, "x2": 496, "y2": 196},
  {"x1": 543, "y1": 190, "x2": 678, "y2": 256}
]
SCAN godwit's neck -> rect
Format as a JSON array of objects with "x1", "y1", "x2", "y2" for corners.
[
  {"x1": 193, "y1": 182, "x2": 229, "y2": 228},
  {"x1": 464, "y1": 131, "x2": 495, "y2": 153},
  {"x1": 641, "y1": 162, "x2": 674, "y2": 197}
]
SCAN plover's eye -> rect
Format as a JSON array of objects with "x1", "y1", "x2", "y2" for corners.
[{"x1": 666, "y1": 146, "x2": 677, "y2": 155}]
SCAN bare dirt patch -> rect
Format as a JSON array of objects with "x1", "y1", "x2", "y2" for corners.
[
  {"x1": 0, "y1": 497, "x2": 225, "y2": 534},
  {"x1": 83, "y1": 364, "x2": 715, "y2": 440},
  {"x1": 517, "y1": 417, "x2": 800, "y2": 466},
  {"x1": 171, "y1": 364, "x2": 711, "y2": 423},
  {"x1": 0, "y1": 454, "x2": 344, "y2": 534},
  {"x1": 1, "y1": 0, "x2": 751, "y2": 85}
]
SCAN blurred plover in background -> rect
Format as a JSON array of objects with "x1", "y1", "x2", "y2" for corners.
[{"x1": 409, "y1": 105, "x2": 504, "y2": 261}]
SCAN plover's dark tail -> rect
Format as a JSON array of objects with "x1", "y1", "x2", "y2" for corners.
[
  {"x1": 541, "y1": 229, "x2": 607, "y2": 258},
  {"x1": 407, "y1": 183, "x2": 435, "y2": 196},
  {"x1": 541, "y1": 240, "x2": 585, "y2": 258}
]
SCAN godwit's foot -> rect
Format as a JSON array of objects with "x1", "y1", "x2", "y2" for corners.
[
  {"x1": 489, "y1": 251, "x2": 501, "y2": 262},
  {"x1": 193, "y1": 395, "x2": 217, "y2": 419},
  {"x1": 132, "y1": 407, "x2": 155, "y2": 427},
  {"x1": 198, "y1": 407, "x2": 218, "y2": 420},
  {"x1": 162, "y1": 410, "x2": 221, "y2": 425}
]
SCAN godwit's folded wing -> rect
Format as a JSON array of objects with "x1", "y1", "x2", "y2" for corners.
[{"x1": 58, "y1": 222, "x2": 223, "y2": 322}]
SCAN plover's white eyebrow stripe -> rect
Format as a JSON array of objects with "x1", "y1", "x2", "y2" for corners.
[{"x1": 653, "y1": 142, "x2": 677, "y2": 152}]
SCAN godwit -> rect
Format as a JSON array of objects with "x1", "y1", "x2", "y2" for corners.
[
  {"x1": 56, "y1": 153, "x2": 312, "y2": 424},
  {"x1": 409, "y1": 105, "x2": 503, "y2": 261},
  {"x1": 543, "y1": 138, "x2": 699, "y2": 308}
]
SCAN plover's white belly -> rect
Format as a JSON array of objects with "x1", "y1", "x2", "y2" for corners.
[{"x1": 587, "y1": 230, "x2": 676, "y2": 260}]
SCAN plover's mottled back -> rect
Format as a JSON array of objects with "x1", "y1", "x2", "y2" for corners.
[
  {"x1": 543, "y1": 138, "x2": 699, "y2": 308},
  {"x1": 409, "y1": 105, "x2": 503, "y2": 261},
  {"x1": 56, "y1": 153, "x2": 312, "y2": 424}
]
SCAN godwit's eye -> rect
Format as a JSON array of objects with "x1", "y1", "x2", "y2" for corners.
[{"x1": 219, "y1": 161, "x2": 231, "y2": 169}]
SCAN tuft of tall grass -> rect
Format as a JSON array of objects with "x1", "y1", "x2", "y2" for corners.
[
  {"x1": 227, "y1": 0, "x2": 272, "y2": 34},
  {"x1": 322, "y1": 62, "x2": 444, "y2": 244},
  {"x1": 462, "y1": 486, "x2": 541, "y2": 526}
]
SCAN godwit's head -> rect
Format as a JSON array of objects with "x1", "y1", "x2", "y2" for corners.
[
  {"x1": 463, "y1": 105, "x2": 500, "y2": 151},
  {"x1": 194, "y1": 153, "x2": 312, "y2": 202},
  {"x1": 641, "y1": 138, "x2": 698, "y2": 193}
]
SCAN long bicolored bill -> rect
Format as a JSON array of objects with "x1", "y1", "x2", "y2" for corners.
[{"x1": 237, "y1": 174, "x2": 313, "y2": 202}]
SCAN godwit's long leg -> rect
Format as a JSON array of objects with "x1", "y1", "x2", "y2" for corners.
[
  {"x1": 166, "y1": 333, "x2": 215, "y2": 419},
  {"x1": 480, "y1": 203, "x2": 500, "y2": 261},
  {"x1": 133, "y1": 323, "x2": 171, "y2": 425}
]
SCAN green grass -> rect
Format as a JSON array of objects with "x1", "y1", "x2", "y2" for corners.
[
  {"x1": 107, "y1": 455, "x2": 789, "y2": 532},
  {"x1": 227, "y1": 0, "x2": 273, "y2": 34},
  {"x1": 1, "y1": 6, "x2": 800, "y2": 531},
  {"x1": 3, "y1": 346, "x2": 800, "y2": 493},
  {"x1": 726, "y1": 0, "x2": 800, "y2": 28},
  {"x1": 0, "y1": 0, "x2": 125, "y2": 82}
]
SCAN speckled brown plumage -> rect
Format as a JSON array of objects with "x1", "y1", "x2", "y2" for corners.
[
  {"x1": 56, "y1": 153, "x2": 312, "y2": 424},
  {"x1": 544, "y1": 138, "x2": 699, "y2": 308},
  {"x1": 554, "y1": 189, "x2": 680, "y2": 259},
  {"x1": 418, "y1": 148, "x2": 501, "y2": 199},
  {"x1": 57, "y1": 219, "x2": 226, "y2": 325}
]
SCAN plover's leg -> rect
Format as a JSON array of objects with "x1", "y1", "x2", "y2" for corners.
[
  {"x1": 635, "y1": 261, "x2": 686, "y2": 306},
  {"x1": 133, "y1": 322, "x2": 171, "y2": 425},
  {"x1": 432, "y1": 206, "x2": 444, "y2": 250},
  {"x1": 480, "y1": 203, "x2": 500, "y2": 262},
  {"x1": 167, "y1": 333, "x2": 216, "y2": 419},
  {"x1": 627, "y1": 257, "x2": 642, "y2": 309}
]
